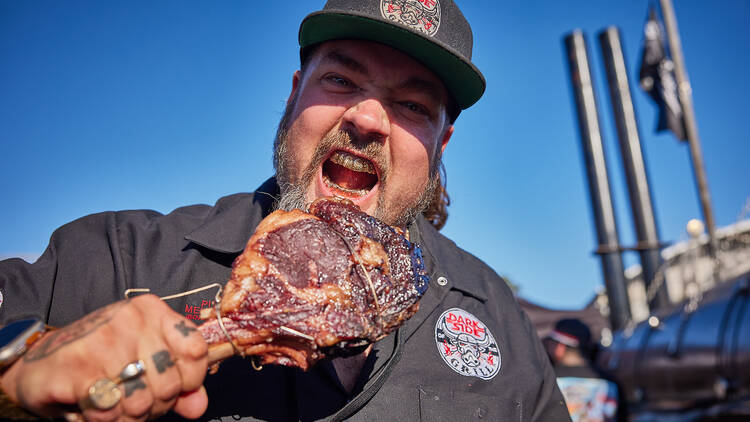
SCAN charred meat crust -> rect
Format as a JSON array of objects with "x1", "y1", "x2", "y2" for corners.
[{"x1": 199, "y1": 197, "x2": 429, "y2": 370}]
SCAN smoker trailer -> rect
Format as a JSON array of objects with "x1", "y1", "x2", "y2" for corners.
[{"x1": 598, "y1": 275, "x2": 750, "y2": 421}]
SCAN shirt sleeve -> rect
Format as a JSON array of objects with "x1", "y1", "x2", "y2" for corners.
[
  {"x1": 0, "y1": 212, "x2": 126, "y2": 327},
  {"x1": 0, "y1": 245, "x2": 58, "y2": 325}
]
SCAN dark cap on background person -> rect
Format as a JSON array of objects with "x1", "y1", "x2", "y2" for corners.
[
  {"x1": 547, "y1": 318, "x2": 593, "y2": 352},
  {"x1": 298, "y1": 0, "x2": 486, "y2": 112}
]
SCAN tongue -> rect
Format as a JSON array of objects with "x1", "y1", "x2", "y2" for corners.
[{"x1": 324, "y1": 161, "x2": 376, "y2": 192}]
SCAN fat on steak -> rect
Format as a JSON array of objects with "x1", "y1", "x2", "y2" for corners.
[{"x1": 199, "y1": 197, "x2": 429, "y2": 370}]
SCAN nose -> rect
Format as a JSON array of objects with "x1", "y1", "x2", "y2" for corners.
[{"x1": 341, "y1": 98, "x2": 390, "y2": 141}]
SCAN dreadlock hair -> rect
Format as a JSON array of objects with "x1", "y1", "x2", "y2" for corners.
[{"x1": 422, "y1": 162, "x2": 450, "y2": 231}]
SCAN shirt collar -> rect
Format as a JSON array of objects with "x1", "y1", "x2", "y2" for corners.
[
  {"x1": 410, "y1": 216, "x2": 488, "y2": 302},
  {"x1": 184, "y1": 178, "x2": 279, "y2": 254}
]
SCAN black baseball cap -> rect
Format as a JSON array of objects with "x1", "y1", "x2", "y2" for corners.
[
  {"x1": 299, "y1": 0, "x2": 486, "y2": 110},
  {"x1": 548, "y1": 318, "x2": 592, "y2": 350}
]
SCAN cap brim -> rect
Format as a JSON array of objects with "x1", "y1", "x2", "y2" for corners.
[{"x1": 299, "y1": 11, "x2": 485, "y2": 110}]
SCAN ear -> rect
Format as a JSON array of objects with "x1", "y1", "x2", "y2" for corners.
[
  {"x1": 439, "y1": 124, "x2": 454, "y2": 155},
  {"x1": 554, "y1": 342, "x2": 567, "y2": 360},
  {"x1": 287, "y1": 70, "x2": 302, "y2": 105}
]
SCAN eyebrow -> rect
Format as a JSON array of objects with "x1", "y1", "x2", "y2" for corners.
[
  {"x1": 397, "y1": 77, "x2": 445, "y2": 107},
  {"x1": 320, "y1": 49, "x2": 445, "y2": 107},
  {"x1": 320, "y1": 50, "x2": 370, "y2": 77}
]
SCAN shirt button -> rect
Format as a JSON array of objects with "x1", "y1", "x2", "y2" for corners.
[{"x1": 436, "y1": 276, "x2": 448, "y2": 286}]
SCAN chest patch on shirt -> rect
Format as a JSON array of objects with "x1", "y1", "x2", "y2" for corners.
[{"x1": 435, "y1": 308, "x2": 501, "y2": 380}]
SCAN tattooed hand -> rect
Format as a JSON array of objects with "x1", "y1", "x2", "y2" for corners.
[{"x1": 0, "y1": 295, "x2": 208, "y2": 421}]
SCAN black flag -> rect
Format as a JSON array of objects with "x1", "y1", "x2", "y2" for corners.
[{"x1": 638, "y1": 7, "x2": 687, "y2": 141}]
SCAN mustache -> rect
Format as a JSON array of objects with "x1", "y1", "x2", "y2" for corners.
[
  {"x1": 314, "y1": 128, "x2": 389, "y2": 182},
  {"x1": 273, "y1": 123, "x2": 391, "y2": 211},
  {"x1": 292, "y1": 128, "x2": 389, "y2": 205}
]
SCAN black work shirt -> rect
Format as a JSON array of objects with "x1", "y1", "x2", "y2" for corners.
[{"x1": 0, "y1": 178, "x2": 570, "y2": 421}]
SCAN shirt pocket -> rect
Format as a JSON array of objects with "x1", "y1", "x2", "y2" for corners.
[{"x1": 418, "y1": 387, "x2": 512, "y2": 421}]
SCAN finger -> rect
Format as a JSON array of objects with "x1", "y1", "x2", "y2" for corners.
[
  {"x1": 126, "y1": 296, "x2": 204, "y2": 418},
  {"x1": 142, "y1": 348, "x2": 181, "y2": 416},
  {"x1": 63, "y1": 412, "x2": 84, "y2": 422},
  {"x1": 80, "y1": 406, "x2": 121, "y2": 422},
  {"x1": 171, "y1": 386, "x2": 209, "y2": 419},
  {"x1": 76, "y1": 376, "x2": 126, "y2": 422},
  {"x1": 75, "y1": 341, "x2": 141, "y2": 418},
  {"x1": 119, "y1": 376, "x2": 153, "y2": 420},
  {"x1": 161, "y1": 317, "x2": 208, "y2": 393},
  {"x1": 131, "y1": 295, "x2": 208, "y2": 392}
]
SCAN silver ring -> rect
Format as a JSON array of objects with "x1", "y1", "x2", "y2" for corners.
[
  {"x1": 115, "y1": 360, "x2": 146, "y2": 382},
  {"x1": 83, "y1": 359, "x2": 146, "y2": 410}
]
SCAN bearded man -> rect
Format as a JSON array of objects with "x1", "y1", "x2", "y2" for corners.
[{"x1": 0, "y1": 1, "x2": 570, "y2": 421}]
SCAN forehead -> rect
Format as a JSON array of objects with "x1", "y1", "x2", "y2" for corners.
[{"x1": 307, "y1": 40, "x2": 450, "y2": 100}]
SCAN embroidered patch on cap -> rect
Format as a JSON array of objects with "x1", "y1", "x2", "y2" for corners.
[
  {"x1": 435, "y1": 308, "x2": 501, "y2": 380},
  {"x1": 381, "y1": 0, "x2": 441, "y2": 37}
]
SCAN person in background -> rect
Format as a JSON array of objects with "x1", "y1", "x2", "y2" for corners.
[{"x1": 544, "y1": 318, "x2": 626, "y2": 422}]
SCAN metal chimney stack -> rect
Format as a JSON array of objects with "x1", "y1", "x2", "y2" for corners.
[
  {"x1": 598, "y1": 27, "x2": 670, "y2": 311},
  {"x1": 564, "y1": 31, "x2": 632, "y2": 330}
]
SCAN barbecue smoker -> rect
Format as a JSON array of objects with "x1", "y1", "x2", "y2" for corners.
[
  {"x1": 598, "y1": 275, "x2": 750, "y2": 421},
  {"x1": 563, "y1": 19, "x2": 750, "y2": 421}
]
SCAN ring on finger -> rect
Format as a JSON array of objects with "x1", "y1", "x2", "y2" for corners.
[{"x1": 81, "y1": 359, "x2": 146, "y2": 410}]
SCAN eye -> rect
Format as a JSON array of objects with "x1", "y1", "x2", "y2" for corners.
[
  {"x1": 399, "y1": 101, "x2": 431, "y2": 118},
  {"x1": 322, "y1": 74, "x2": 357, "y2": 92}
]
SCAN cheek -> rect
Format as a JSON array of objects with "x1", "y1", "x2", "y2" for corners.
[
  {"x1": 290, "y1": 82, "x2": 348, "y2": 135},
  {"x1": 286, "y1": 104, "x2": 342, "y2": 167},
  {"x1": 389, "y1": 129, "x2": 437, "y2": 181},
  {"x1": 292, "y1": 99, "x2": 347, "y2": 136}
]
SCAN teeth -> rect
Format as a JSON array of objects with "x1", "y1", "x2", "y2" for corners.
[
  {"x1": 329, "y1": 151, "x2": 375, "y2": 174},
  {"x1": 323, "y1": 175, "x2": 369, "y2": 195}
]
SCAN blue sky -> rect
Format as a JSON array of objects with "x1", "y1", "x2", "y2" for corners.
[{"x1": 1, "y1": 1, "x2": 748, "y2": 310}]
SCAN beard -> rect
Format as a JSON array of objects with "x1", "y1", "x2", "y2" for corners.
[{"x1": 272, "y1": 100, "x2": 441, "y2": 228}]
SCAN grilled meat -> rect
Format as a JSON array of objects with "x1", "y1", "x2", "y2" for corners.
[{"x1": 199, "y1": 197, "x2": 429, "y2": 370}]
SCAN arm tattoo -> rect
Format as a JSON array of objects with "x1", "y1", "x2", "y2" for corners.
[
  {"x1": 24, "y1": 301, "x2": 126, "y2": 362},
  {"x1": 174, "y1": 321, "x2": 197, "y2": 337},
  {"x1": 123, "y1": 378, "x2": 147, "y2": 397},
  {"x1": 152, "y1": 350, "x2": 175, "y2": 374}
]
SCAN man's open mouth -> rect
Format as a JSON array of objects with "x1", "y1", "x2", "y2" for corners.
[{"x1": 322, "y1": 150, "x2": 379, "y2": 197}]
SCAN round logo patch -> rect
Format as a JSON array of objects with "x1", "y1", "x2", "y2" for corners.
[
  {"x1": 435, "y1": 308, "x2": 501, "y2": 380},
  {"x1": 380, "y1": 0, "x2": 441, "y2": 37}
]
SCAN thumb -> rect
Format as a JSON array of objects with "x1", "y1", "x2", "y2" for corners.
[{"x1": 171, "y1": 386, "x2": 208, "y2": 419}]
